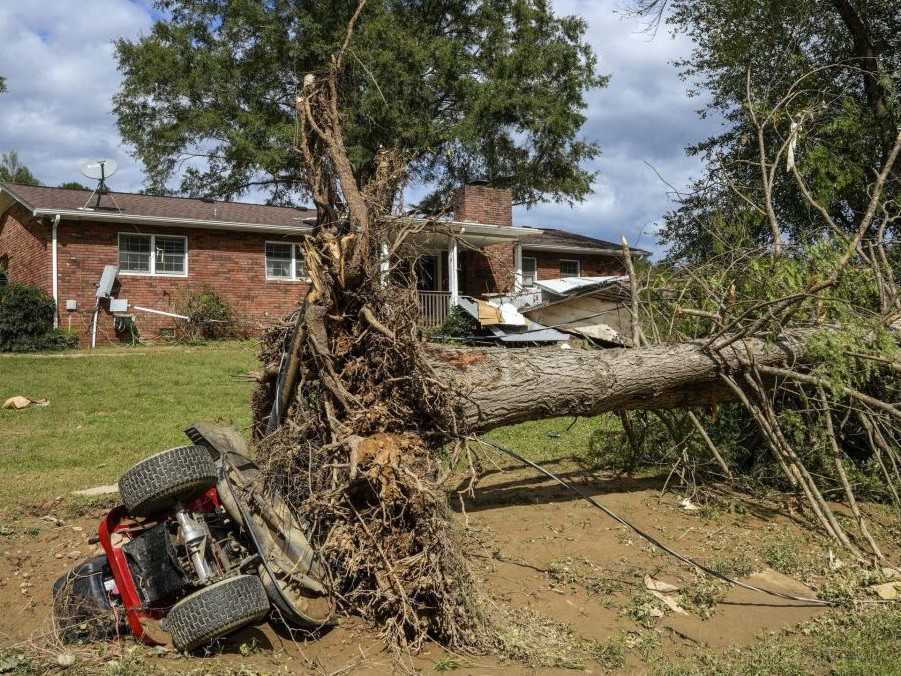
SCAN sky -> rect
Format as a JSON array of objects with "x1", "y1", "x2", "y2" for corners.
[{"x1": 0, "y1": 0, "x2": 720, "y2": 256}]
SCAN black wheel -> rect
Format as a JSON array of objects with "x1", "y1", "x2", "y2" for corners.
[
  {"x1": 164, "y1": 575, "x2": 270, "y2": 652},
  {"x1": 118, "y1": 445, "x2": 217, "y2": 516}
]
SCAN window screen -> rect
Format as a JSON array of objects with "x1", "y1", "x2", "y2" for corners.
[
  {"x1": 559, "y1": 259, "x2": 580, "y2": 278},
  {"x1": 155, "y1": 236, "x2": 186, "y2": 275},
  {"x1": 266, "y1": 242, "x2": 306, "y2": 279},
  {"x1": 266, "y1": 242, "x2": 294, "y2": 279},
  {"x1": 119, "y1": 234, "x2": 151, "y2": 273},
  {"x1": 522, "y1": 257, "x2": 537, "y2": 287}
]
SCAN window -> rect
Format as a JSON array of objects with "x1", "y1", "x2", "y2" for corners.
[
  {"x1": 265, "y1": 242, "x2": 307, "y2": 280},
  {"x1": 559, "y1": 259, "x2": 580, "y2": 279},
  {"x1": 522, "y1": 256, "x2": 537, "y2": 287},
  {"x1": 118, "y1": 233, "x2": 187, "y2": 276}
]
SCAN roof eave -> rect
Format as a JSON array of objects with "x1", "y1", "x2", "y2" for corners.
[
  {"x1": 0, "y1": 183, "x2": 36, "y2": 213},
  {"x1": 418, "y1": 218, "x2": 543, "y2": 239},
  {"x1": 31, "y1": 208, "x2": 314, "y2": 235},
  {"x1": 522, "y1": 243, "x2": 627, "y2": 256}
]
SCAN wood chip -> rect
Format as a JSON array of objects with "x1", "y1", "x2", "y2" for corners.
[
  {"x1": 644, "y1": 575, "x2": 681, "y2": 593},
  {"x1": 648, "y1": 589, "x2": 689, "y2": 615}
]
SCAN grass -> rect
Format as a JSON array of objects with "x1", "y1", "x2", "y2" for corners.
[
  {"x1": 0, "y1": 342, "x2": 619, "y2": 514},
  {"x1": 2, "y1": 346, "x2": 900, "y2": 673},
  {"x1": 657, "y1": 606, "x2": 901, "y2": 676},
  {"x1": 0, "y1": 342, "x2": 259, "y2": 512},
  {"x1": 480, "y1": 413, "x2": 622, "y2": 464}
]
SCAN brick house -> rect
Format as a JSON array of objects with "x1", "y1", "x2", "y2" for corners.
[{"x1": 0, "y1": 181, "x2": 644, "y2": 345}]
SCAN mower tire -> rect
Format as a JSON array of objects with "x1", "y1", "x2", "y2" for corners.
[
  {"x1": 119, "y1": 445, "x2": 217, "y2": 516},
  {"x1": 164, "y1": 575, "x2": 270, "y2": 652}
]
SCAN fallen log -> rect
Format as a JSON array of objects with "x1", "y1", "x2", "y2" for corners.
[{"x1": 427, "y1": 331, "x2": 811, "y2": 433}]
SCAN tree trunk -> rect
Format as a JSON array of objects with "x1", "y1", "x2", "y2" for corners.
[{"x1": 428, "y1": 331, "x2": 811, "y2": 433}]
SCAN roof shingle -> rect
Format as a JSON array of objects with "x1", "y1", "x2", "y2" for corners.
[
  {"x1": 2, "y1": 183, "x2": 316, "y2": 227},
  {"x1": 521, "y1": 227, "x2": 650, "y2": 256}
]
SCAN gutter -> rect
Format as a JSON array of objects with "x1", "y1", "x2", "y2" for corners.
[
  {"x1": 51, "y1": 214, "x2": 60, "y2": 328},
  {"x1": 523, "y1": 244, "x2": 651, "y2": 257},
  {"x1": 32, "y1": 208, "x2": 315, "y2": 236},
  {"x1": 412, "y1": 217, "x2": 542, "y2": 240}
]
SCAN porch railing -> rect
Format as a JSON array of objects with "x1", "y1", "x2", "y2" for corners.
[{"x1": 417, "y1": 291, "x2": 451, "y2": 328}]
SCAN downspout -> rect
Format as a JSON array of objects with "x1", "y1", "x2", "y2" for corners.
[{"x1": 51, "y1": 214, "x2": 60, "y2": 328}]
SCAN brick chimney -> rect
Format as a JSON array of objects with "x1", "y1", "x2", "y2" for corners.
[{"x1": 453, "y1": 183, "x2": 513, "y2": 226}]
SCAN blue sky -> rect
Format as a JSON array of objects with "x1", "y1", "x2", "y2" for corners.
[{"x1": 0, "y1": 0, "x2": 721, "y2": 255}]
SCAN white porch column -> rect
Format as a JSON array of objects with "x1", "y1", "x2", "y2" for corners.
[
  {"x1": 513, "y1": 242, "x2": 523, "y2": 293},
  {"x1": 448, "y1": 237, "x2": 459, "y2": 306}
]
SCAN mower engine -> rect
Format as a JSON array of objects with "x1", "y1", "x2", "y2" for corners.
[{"x1": 53, "y1": 423, "x2": 334, "y2": 652}]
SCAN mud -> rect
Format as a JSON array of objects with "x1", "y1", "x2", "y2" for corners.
[{"x1": 0, "y1": 462, "x2": 841, "y2": 673}]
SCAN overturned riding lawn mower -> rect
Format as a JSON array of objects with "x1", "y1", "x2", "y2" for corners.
[{"x1": 52, "y1": 423, "x2": 334, "y2": 652}]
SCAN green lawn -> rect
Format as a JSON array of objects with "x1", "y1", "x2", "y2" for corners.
[
  {"x1": 0, "y1": 343, "x2": 615, "y2": 512},
  {"x1": 0, "y1": 343, "x2": 259, "y2": 512}
]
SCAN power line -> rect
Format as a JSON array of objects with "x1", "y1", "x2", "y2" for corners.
[{"x1": 471, "y1": 437, "x2": 833, "y2": 607}]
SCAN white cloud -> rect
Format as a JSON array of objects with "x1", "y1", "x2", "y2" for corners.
[
  {"x1": 0, "y1": 1, "x2": 718, "y2": 256},
  {"x1": 515, "y1": 0, "x2": 722, "y2": 255},
  {"x1": 0, "y1": 1, "x2": 153, "y2": 191}
]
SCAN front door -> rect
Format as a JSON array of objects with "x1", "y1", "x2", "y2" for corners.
[{"x1": 416, "y1": 255, "x2": 439, "y2": 291}]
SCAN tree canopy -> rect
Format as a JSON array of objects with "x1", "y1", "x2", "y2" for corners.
[
  {"x1": 58, "y1": 181, "x2": 90, "y2": 191},
  {"x1": 632, "y1": 0, "x2": 900, "y2": 263},
  {"x1": 0, "y1": 151, "x2": 40, "y2": 186},
  {"x1": 114, "y1": 0, "x2": 607, "y2": 208},
  {"x1": 0, "y1": 76, "x2": 6, "y2": 94}
]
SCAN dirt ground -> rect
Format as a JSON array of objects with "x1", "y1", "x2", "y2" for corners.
[{"x1": 0, "y1": 461, "x2": 865, "y2": 674}]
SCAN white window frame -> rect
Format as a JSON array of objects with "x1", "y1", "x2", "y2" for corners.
[
  {"x1": 265, "y1": 241, "x2": 308, "y2": 282},
  {"x1": 522, "y1": 256, "x2": 538, "y2": 288},
  {"x1": 117, "y1": 233, "x2": 188, "y2": 278},
  {"x1": 559, "y1": 258, "x2": 580, "y2": 278}
]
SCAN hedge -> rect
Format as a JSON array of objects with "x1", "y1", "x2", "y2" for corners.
[{"x1": 0, "y1": 283, "x2": 77, "y2": 352}]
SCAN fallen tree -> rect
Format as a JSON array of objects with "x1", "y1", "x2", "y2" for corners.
[
  {"x1": 246, "y1": 0, "x2": 900, "y2": 656},
  {"x1": 427, "y1": 331, "x2": 814, "y2": 433}
]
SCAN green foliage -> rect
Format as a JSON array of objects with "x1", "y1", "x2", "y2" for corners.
[
  {"x1": 58, "y1": 181, "x2": 90, "y2": 191},
  {"x1": 0, "y1": 75, "x2": 6, "y2": 94},
  {"x1": 657, "y1": 607, "x2": 901, "y2": 676},
  {"x1": 0, "y1": 151, "x2": 40, "y2": 186},
  {"x1": 640, "y1": 0, "x2": 900, "y2": 261},
  {"x1": 114, "y1": 0, "x2": 606, "y2": 206},
  {"x1": 0, "y1": 283, "x2": 76, "y2": 352},
  {"x1": 174, "y1": 286, "x2": 238, "y2": 342},
  {"x1": 630, "y1": 240, "x2": 899, "y2": 498},
  {"x1": 436, "y1": 305, "x2": 479, "y2": 338}
]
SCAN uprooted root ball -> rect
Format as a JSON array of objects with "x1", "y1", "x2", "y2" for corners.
[{"x1": 251, "y1": 288, "x2": 489, "y2": 651}]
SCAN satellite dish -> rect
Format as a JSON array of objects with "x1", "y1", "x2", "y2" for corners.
[
  {"x1": 80, "y1": 159, "x2": 118, "y2": 181},
  {"x1": 78, "y1": 160, "x2": 121, "y2": 211}
]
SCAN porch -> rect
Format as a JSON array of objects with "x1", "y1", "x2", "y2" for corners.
[
  {"x1": 410, "y1": 231, "x2": 525, "y2": 329},
  {"x1": 417, "y1": 290, "x2": 453, "y2": 328}
]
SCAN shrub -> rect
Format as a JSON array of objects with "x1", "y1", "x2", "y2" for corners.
[
  {"x1": 0, "y1": 283, "x2": 77, "y2": 352},
  {"x1": 174, "y1": 286, "x2": 238, "y2": 342},
  {"x1": 435, "y1": 305, "x2": 479, "y2": 339}
]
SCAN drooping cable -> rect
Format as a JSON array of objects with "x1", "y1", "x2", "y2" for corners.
[{"x1": 471, "y1": 437, "x2": 833, "y2": 607}]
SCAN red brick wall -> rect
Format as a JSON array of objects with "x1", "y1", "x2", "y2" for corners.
[
  {"x1": 453, "y1": 185, "x2": 512, "y2": 226},
  {"x1": 459, "y1": 242, "x2": 517, "y2": 296},
  {"x1": 523, "y1": 249, "x2": 624, "y2": 282},
  {"x1": 0, "y1": 205, "x2": 51, "y2": 292},
  {"x1": 56, "y1": 220, "x2": 308, "y2": 345},
  {"x1": 461, "y1": 246, "x2": 623, "y2": 297}
]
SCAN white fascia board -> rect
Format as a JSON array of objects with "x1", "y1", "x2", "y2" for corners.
[
  {"x1": 426, "y1": 219, "x2": 542, "y2": 239},
  {"x1": 522, "y1": 244, "x2": 622, "y2": 256},
  {"x1": 31, "y1": 208, "x2": 313, "y2": 235}
]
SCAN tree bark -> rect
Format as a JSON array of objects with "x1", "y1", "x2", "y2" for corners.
[{"x1": 427, "y1": 331, "x2": 811, "y2": 433}]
